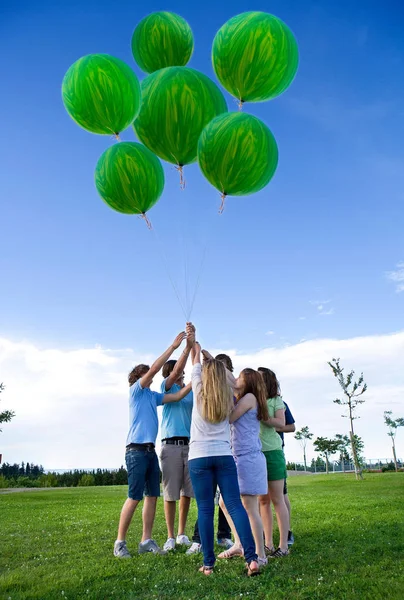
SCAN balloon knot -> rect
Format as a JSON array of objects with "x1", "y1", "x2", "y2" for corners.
[
  {"x1": 139, "y1": 213, "x2": 152, "y2": 229},
  {"x1": 175, "y1": 165, "x2": 186, "y2": 190},
  {"x1": 114, "y1": 133, "x2": 121, "y2": 141},
  {"x1": 238, "y1": 100, "x2": 244, "y2": 111},
  {"x1": 219, "y1": 193, "x2": 227, "y2": 214}
]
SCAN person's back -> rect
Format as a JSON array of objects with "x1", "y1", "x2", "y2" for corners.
[{"x1": 231, "y1": 406, "x2": 262, "y2": 456}]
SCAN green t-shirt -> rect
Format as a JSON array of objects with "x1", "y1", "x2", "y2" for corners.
[{"x1": 259, "y1": 396, "x2": 285, "y2": 452}]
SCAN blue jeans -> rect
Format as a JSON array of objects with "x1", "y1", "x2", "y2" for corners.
[{"x1": 189, "y1": 455, "x2": 257, "y2": 567}]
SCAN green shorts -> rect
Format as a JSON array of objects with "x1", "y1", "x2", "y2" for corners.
[{"x1": 263, "y1": 450, "x2": 287, "y2": 482}]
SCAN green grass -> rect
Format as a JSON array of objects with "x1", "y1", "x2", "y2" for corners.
[{"x1": 1, "y1": 474, "x2": 403, "y2": 600}]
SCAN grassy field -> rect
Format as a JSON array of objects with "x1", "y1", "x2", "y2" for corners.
[{"x1": 1, "y1": 474, "x2": 403, "y2": 600}]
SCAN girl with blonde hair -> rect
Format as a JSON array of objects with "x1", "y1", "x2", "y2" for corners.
[{"x1": 188, "y1": 334, "x2": 259, "y2": 576}]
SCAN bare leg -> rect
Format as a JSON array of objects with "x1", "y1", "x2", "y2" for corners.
[
  {"x1": 268, "y1": 480, "x2": 289, "y2": 551},
  {"x1": 178, "y1": 496, "x2": 191, "y2": 536},
  {"x1": 142, "y1": 496, "x2": 158, "y2": 542},
  {"x1": 241, "y1": 495, "x2": 265, "y2": 559},
  {"x1": 259, "y1": 491, "x2": 274, "y2": 549},
  {"x1": 164, "y1": 500, "x2": 176, "y2": 539},
  {"x1": 219, "y1": 496, "x2": 241, "y2": 546},
  {"x1": 284, "y1": 493, "x2": 291, "y2": 529},
  {"x1": 117, "y1": 498, "x2": 140, "y2": 541}
]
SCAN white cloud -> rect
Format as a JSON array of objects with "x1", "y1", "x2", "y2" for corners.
[
  {"x1": 265, "y1": 331, "x2": 275, "y2": 336},
  {"x1": 1, "y1": 332, "x2": 404, "y2": 469},
  {"x1": 386, "y1": 262, "x2": 404, "y2": 293},
  {"x1": 310, "y1": 299, "x2": 334, "y2": 316}
]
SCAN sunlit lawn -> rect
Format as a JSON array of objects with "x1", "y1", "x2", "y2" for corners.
[{"x1": 1, "y1": 473, "x2": 403, "y2": 600}]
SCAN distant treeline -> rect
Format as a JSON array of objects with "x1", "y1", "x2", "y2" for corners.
[{"x1": 0, "y1": 462, "x2": 128, "y2": 488}]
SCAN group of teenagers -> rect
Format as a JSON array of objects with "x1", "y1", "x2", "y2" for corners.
[{"x1": 114, "y1": 323, "x2": 296, "y2": 576}]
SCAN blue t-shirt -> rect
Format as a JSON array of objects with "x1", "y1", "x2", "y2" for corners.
[
  {"x1": 160, "y1": 379, "x2": 193, "y2": 439},
  {"x1": 126, "y1": 380, "x2": 165, "y2": 445},
  {"x1": 278, "y1": 401, "x2": 295, "y2": 448}
]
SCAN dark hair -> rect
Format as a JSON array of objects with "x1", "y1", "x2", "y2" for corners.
[
  {"x1": 215, "y1": 354, "x2": 233, "y2": 372},
  {"x1": 128, "y1": 364, "x2": 149, "y2": 386},
  {"x1": 258, "y1": 367, "x2": 280, "y2": 399},
  {"x1": 238, "y1": 368, "x2": 269, "y2": 421},
  {"x1": 162, "y1": 359, "x2": 176, "y2": 379}
]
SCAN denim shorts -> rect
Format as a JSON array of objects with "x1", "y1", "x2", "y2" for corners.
[{"x1": 125, "y1": 448, "x2": 161, "y2": 500}]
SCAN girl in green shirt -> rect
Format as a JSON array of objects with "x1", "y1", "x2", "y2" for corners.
[{"x1": 258, "y1": 368, "x2": 289, "y2": 558}]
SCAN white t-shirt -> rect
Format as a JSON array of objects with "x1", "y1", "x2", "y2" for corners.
[{"x1": 188, "y1": 363, "x2": 232, "y2": 461}]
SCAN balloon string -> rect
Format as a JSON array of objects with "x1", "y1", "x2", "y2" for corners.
[
  {"x1": 115, "y1": 133, "x2": 121, "y2": 142},
  {"x1": 175, "y1": 165, "x2": 186, "y2": 190},
  {"x1": 139, "y1": 213, "x2": 152, "y2": 229},
  {"x1": 219, "y1": 193, "x2": 226, "y2": 214}
]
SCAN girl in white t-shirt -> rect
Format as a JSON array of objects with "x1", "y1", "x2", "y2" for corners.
[{"x1": 187, "y1": 338, "x2": 259, "y2": 576}]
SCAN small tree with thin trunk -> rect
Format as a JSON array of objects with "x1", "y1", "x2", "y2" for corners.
[
  {"x1": 384, "y1": 411, "x2": 404, "y2": 472},
  {"x1": 335, "y1": 434, "x2": 350, "y2": 472},
  {"x1": 328, "y1": 358, "x2": 367, "y2": 480},
  {"x1": 295, "y1": 426, "x2": 313, "y2": 472},
  {"x1": 313, "y1": 437, "x2": 339, "y2": 474},
  {"x1": 0, "y1": 383, "x2": 15, "y2": 433}
]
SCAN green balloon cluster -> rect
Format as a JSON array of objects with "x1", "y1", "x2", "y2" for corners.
[
  {"x1": 132, "y1": 12, "x2": 194, "y2": 73},
  {"x1": 134, "y1": 67, "x2": 227, "y2": 167},
  {"x1": 62, "y1": 54, "x2": 141, "y2": 135},
  {"x1": 95, "y1": 142, "x2": 164, "y2": 215},
  {"x1": 198, "y1": 113, "x2": 278, "y2": 202},
  {"x1": 63, "y1": 10, "x2": 298, "y2": 221},
  {"x1": 212, "y1": 11, "x2": 299, "y2": 104}
]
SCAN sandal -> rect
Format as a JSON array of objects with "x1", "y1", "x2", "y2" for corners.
[
  {"x1": 218, "y1": 544, "x2": 244, "y2": 559},
  {"x1": 199, "y1": 565, "x2": 214, "y2": 576},
  {"x1": 265, "y1": 545, "x2": 275, "y2": 556},
  {"x1": 246, "y1": 560, "x2": 260, "y2": 577}
]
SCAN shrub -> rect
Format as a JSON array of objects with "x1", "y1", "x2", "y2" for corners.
[{"x1": 78, "y1": 474, "x2": 95, "y2": 487}]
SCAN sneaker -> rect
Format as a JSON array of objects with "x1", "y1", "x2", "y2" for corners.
[
  {"x1": 287, "y1": 531, "x2": 295, "y2": 546},
  {"x1": 186, "y1": 542, "x2": 202, "y2": 555},
  {"x1": 138, "y1": 539, "x2": 167, "y2": 555},
  {"x1": 176, "y1": 534, "x2": 191, "y2": 546},
  {"x1": 163, "y1": 538, "x2": 176, "y2": 552},
  {"x1": 269, "y1": 547, "x2": 289, "y2": 558},
  {"x1": 217, "y1": 538, "x2": 233, "y2": 549},
  {"x1": 258, "y1": 556, "x2": 268, "y2": 568},
  {"x1": 114, "y1": 540, "x2": 131, "y2": 558}
]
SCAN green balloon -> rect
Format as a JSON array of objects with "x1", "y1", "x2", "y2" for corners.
[
  {"x1": 212, "y1": 12, "x2": 299, "y2": 104},
  {"x1": 133, "y1": 67, "x2": 227, "y2": 166},
  {"x1": 62, "y1": 54, "x2": 141, "y2": 135},
  {"x1": 95, "y1": 142, "x2": 164, "y2": 215},
  {"x1": 132, "y1": 11, "x2": 194, "y2": 74},
  {"x1": 197, "y1": 112, "x2": 278, "y2": 198}
]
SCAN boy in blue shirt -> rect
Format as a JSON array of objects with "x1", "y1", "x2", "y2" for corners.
[
  {"x1": 114, "y1": 331, "x2": 192, "y2": 558},
  {"x1": 160, "y1": 325, "x2": 195, "y2": 551}
]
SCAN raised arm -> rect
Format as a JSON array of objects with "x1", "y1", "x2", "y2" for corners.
[
  {"x1": 140, "y1": 332, "x2": 186, "y2": 388},
  {"x1": 163, "y1": 382, "x2": 192, "y2": 404},
  {"x1": 262, "y1": 408, "x2": 286, "y2": 430},
  {"x1": 165, "y1": 323, "x2": 195, "y2": 391},
  {"x1": 192, "y1": 341, "x2": 201, "y2": 365},
  {"x1": 229, "y1": 393, "x2": 256, "y2": 424}
]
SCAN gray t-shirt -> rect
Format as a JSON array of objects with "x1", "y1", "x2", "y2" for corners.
[{"x1": 188, "y1": 363, "x2": 232, "y2": 461}]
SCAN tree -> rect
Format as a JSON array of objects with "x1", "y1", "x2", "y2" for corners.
[
  {"x1": 0, "y1": 383, "x2": 15, "y2": 432},
  {"x1": 384, "y1": 411, "x2": 404, "y2": 472},
  {"x1": 334, "y1": 434, "x2": 350, "y2": 472},
  {"x1": 328, "y1": 358, "x2": 367, "y2": 480},
  {"x1": 295, "y1": 426, "x2": 313, "y2": 472},
  {"x1": 313, "y1": 437, "x2": 339, "y2": 474}
]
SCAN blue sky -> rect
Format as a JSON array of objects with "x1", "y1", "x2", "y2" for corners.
[
  {"x1": 0, "y1": 1, "x2": 404, "y2": 467},
  {"x1": 1, "y1": 0, "x2": 403, "y2": 355}
]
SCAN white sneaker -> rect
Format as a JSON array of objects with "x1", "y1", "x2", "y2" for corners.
[
  {"x1": 176, "y1": 534, "x2": 191, "y2": 546},
  {"x1": 186, "y1": 542, "x2": 202, "y2": 555},
  {"x1": 163, "y1": 537, "x2": 176, "y2": 551},
  {"x1": 138, "y1": 539, "x2": 167, "y2": 555},
  {"x1": 217, "y1": 538, "x2": 233, "y2": 549}
]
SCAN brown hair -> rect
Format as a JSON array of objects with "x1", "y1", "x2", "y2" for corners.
[
  {"x1": 238, "y1": 368, "x2": 269, "y2": 421},
  {"x1": 128, "y1": 364, "x2": 149, "y2": 386},
  {"x1": 258, "y1": 367, "x2": 280, "y2": 399},
  {"x1": 200, "y1": 359, "x2": 233, "y2": 423},
  {"x1": 162, "y1": 359, "x2": 176, "y2": 379},
  {"x1": 215, "y1": 354, "x2": 233, "y2": 373}
]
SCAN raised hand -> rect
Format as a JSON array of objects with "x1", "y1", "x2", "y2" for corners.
[
  {"x1": 186, "y1": 322, "x2": 196, "y2": 348},
  {"x1": 172, "y1": 332, "x2": 186, "y2": 350},
  {"x1": 202, "y1": 349, "x2": 213, "y2": 362}
]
